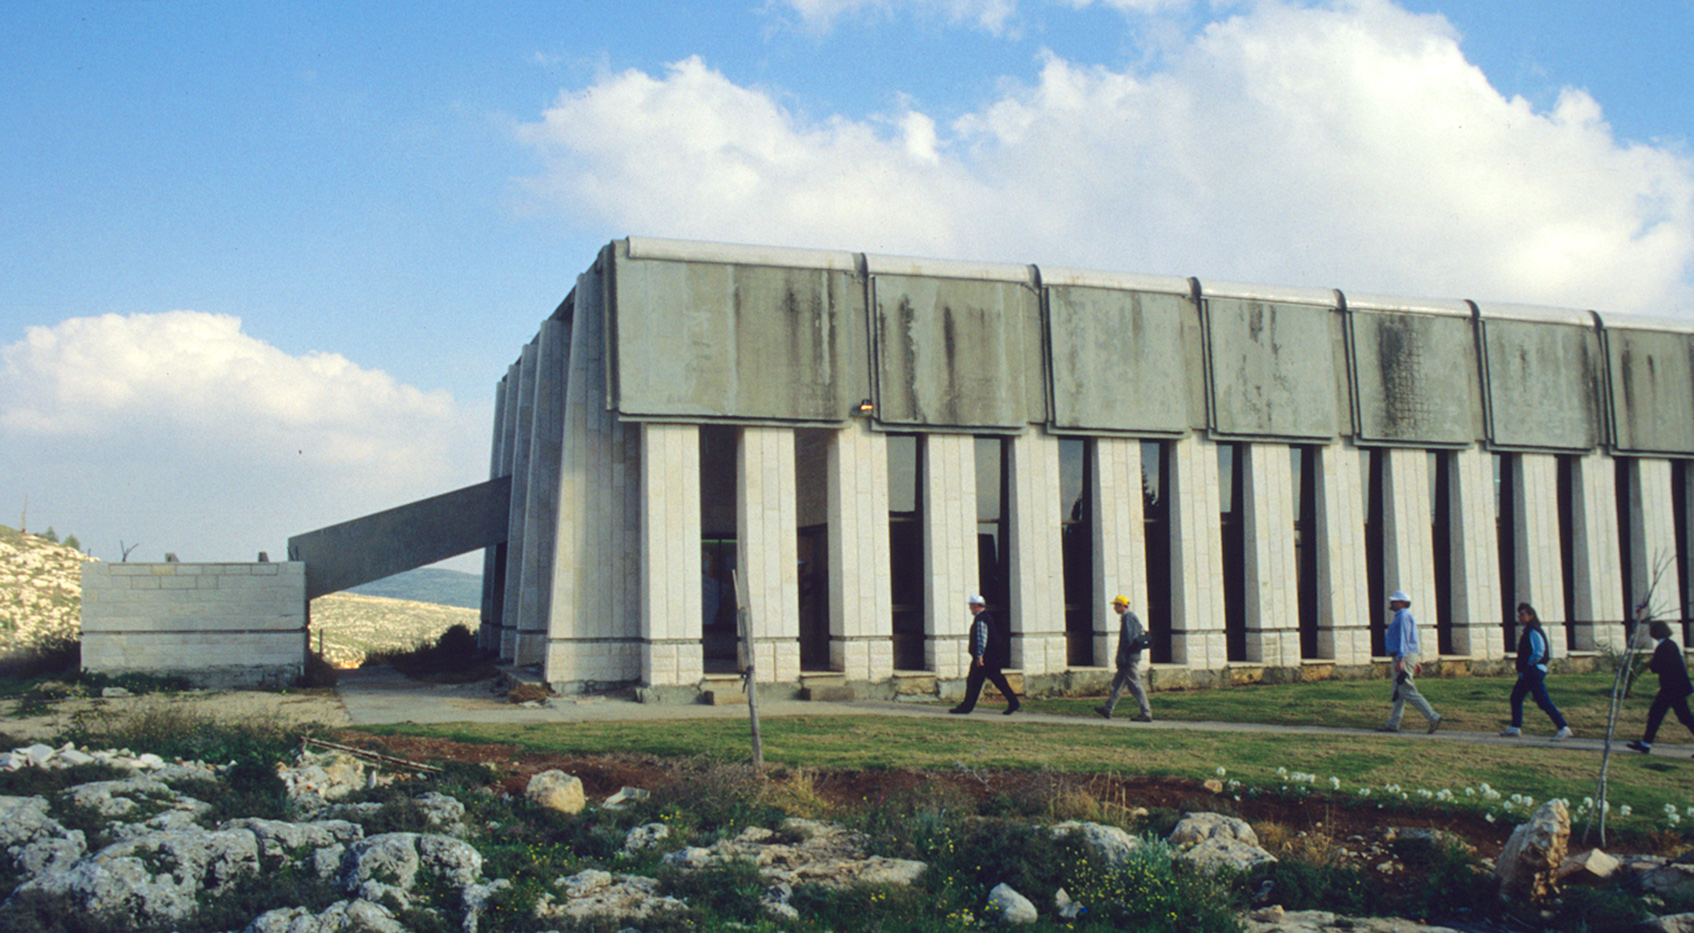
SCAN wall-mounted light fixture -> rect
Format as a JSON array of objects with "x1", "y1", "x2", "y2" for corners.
[{"x1": 855, "y1": 398, "x2": 875, "y2": 416}]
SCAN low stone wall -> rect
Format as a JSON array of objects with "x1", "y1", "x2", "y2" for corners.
[{"x1": 80, "y1": 562, "x2": 307, "y2": 688}]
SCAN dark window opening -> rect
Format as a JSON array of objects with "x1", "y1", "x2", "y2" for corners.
[
  {"x1": 700, "y1": 426, "x2": 740, "y2": 673},
  {"x1": 1220, "y1": 443, "x2": 1246, "y2": 663},
  {"x1": 1142, "y1": 440, "x2": 1173, "y2": 664},
  {"x1": 1616, "y1": 457, "x2": 1637, "y2": 642},
  {"x1": 1060, "y1": 438, "x2": 1094, "y2": 666},
  {"x1": 1498, "y1": 453, "x2": 1518, "y2": 651},
  {"x1": 975, "y1": 437, "x2": 1010, "y2": 614},
  {"x1": 888, "y1": 434, "x2": 925, "y2": 671},
  {"x1": 1365, "y1": 450, "x2": 1386, "y2": 655},
  {"x1": 1557, "y1": 455, "x2": 1578, "y2": 651},
  {"x1": 1295, "y1": 446, "x2": 1320, "y2": 659},
  {"x1": 1433, "y1": 451, "x2": 1454, "y2": 656}
]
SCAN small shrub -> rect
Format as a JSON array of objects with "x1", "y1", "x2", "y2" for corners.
[
  {"x1": 1060, "y1": 839, "x2": 1242, "y2": 933},
  {"x1": 1552, "y1": 885, "x2": 1654, "y2": 932},
  {"x1": 660, "y1": 856, "x2": 766, "y2": 923},
  {"x1": 1242, "y1": 858, "x2": 1377, "y2": 914},
  {"x1": 1388, "y1": 837, "x2": 1500, "y2": 924},
  {"x1": 369, "y1": 624, "x2": 498, "y2": 683}
]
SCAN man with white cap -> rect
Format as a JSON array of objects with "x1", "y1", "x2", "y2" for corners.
[
  {"x1": 1379, "y1": 590, "x2": 1441, "y2": 734},
  {"x1": 950, "y1": 594, "x2": 1019, "y2": 715},
  {"x1": 1096, "y1": 595, "x2": 1152, "y2": 722}
]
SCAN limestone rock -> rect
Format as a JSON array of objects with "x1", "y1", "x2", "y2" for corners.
[
  {"x1": 988, "y1": 882, "x2": 1039, "y2": 924},
  {"x1": 1639, "y1": 913, "x2": 1694, "y2": 933},
  {"x1": 244, "y1": 898, "x2": 409, "y2": 933},
  {"x1": 222, "y1": 817, "x2": 366, "y2": 865},
  {"x1": 1169, "y1": 812, "x2": 1260, "y2": 848},
  {"x1": 537, "y1": 868, "x2": 686, "y2": 923},
  {"x1": 1556, "y1": 848, "x2": 1619, "y2": 887},
  {"x1": 1495, "y1": 799, "x2": 1569, "y2": 901},
  {"x1": 1640, "y1": 864, "x2": 1694, "y2": 901},
  {"x1": 623, "y1": 821, "x2": 671, "y2": 853},
  {"x1": 338, "y1": 832, "x2": 484, "y2": 910},
  {"x1": 1170, "y1": 812, "x2": 1277, "y2": 874},
  {"x1": 1052, "y1": 820, "x2": 1143, "y2": 867},
  {"x1": 526, "y1": 770, "x2": 586, "y2": 814},
  {"x1": 1239, "y1": 909, "x2": 1465, "y2": 932}
]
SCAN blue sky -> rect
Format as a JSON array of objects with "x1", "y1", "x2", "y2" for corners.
[{"x1": 3, "y1": 0, "x2": 1692, "y2": 572}]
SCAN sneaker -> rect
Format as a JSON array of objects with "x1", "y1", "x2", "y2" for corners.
[
  {"x1": 1499, "y1": 726, "x2": 1521, "y2": 737},
  {"x1": 1375, "y1": 724, "x2": 1400, "y2": 733},
  {"x1": 1131, "y1": 713, "x2": 1153, "y2": 723},
  {"x1": 1627, "y1": 740, "x2": 1652, "y2": 754},
  {"x1": 1552, "y1": 727, "x2": 1573, "y2": 741},
  {"x1": 1094, "y1": 706, "x2": 1112, "y2": 720},
  {"x1": 1426, "y1": 716, "x2": 1443, "y2": 735}
]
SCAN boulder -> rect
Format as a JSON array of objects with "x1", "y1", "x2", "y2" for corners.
[
  {"x1": 623, "y1": 822, "x2": 671, "y2": 853},
  {"x1": 1495, "y1": 799, "x2": 1569, "y2": 901},
  {"x1": 1169, "y1": 812, "x2": 1260, "y2": 848},
  {"x1": 243, "y1": 898, "x2": 409, "y2": 933},
  {"x1": 988, "y1": 883, "x2": 1039, "y2": 924},
  {"x1": 1640, "y1": 864, "x2": 1694, "y2": 902},
  {"x1": 338, "y1": 832, "x2": 484, "y2": 910},
  {"x1": 1555, "y1": 848, "x2": 1619, "y2": 887},
  {"x1": 536, "y1": 868, "x2": 687, "y2": 923},
  {"x1": 1170, "y1": 812, "x2": 1277, "y2": 874},
  {"x1": 1052, "y1": 820, "x2": 1143, "y2": 867},
  {"x1": 525, "y1": 770, "x2": 586, "y2": 814}
]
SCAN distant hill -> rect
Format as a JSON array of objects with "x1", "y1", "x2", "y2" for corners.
[
  {"x1": 346, "y1": 567, "x2": 482, "y2": 610},
  {"x1": 0, "y1": 524, "x2": 96, "y2": 649}
]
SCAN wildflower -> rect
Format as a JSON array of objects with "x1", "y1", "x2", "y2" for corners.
[
  {"x1": 1620, "y1": 805, "x2": 1633, "y2": 816},
  {"x1": 1216, "y1": 766, "x2": 1227, "y2": 777},
  {"x1": 1330, "y1": 776, "x2": 1341, "y2": 790},
  {"x1": 1277, "y1": 767, "x2": 1287, "y2": 777}
]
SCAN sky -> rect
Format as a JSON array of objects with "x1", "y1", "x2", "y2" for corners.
[{"x1": 3, "y1": 0, "x2": 1692, "y2": 573}]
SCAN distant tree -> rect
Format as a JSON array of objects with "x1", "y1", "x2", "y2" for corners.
[
  {"x1": 41, "y1": 527, "x2": 58, "y2": 544},
  {"x1": 120, "y1": 540, "x2": 140, "y2": 562},
  {"x1": 63, "y1": 534, "x2": 81, "y2": 552}
]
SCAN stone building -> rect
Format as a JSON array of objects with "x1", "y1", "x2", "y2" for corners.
[{"x1": 480, "y1": 236, "x2": 1694, "y2": 700}]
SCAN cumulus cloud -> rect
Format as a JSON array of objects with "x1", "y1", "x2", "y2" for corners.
[
  {"x1": 774, "y1": 0, "x2": 1020, "y2": 35},
  {"x1": 0, "y1": 312, "x2": 483, "y2": 563},
  {"x1": 518, "y1": 0, "x2": 1694, "y2": 315}
]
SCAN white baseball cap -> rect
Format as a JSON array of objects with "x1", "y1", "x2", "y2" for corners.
[{"x1": 967, "y1": 594, "x2": 986, "y2": 605}]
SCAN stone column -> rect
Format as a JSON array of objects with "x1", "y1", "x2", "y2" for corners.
[
  {"x1": 1448, "y1": 446, "x2": 1504, "y2": 659},
  {"x1": 1627, "y1": 458, "x2": 1684, "y2": 620},
  {"x1": 738, "y1": 427, "x2": 801, "y2": 685},
  {"x1": 640, "y1": 423, "x2": 704, "y2": 687},
  {"x1": 827, "y1": 420, "x2": 893, "y2": 682},
  {"x1": 1242, "y1": 443, "x2": 1301, "y2": 665},
  {"x1": 1007, "y1": 430, "x2": 1066, "y2": 674},
  {"x1": 546, "y1": 268, "x2": 642, "y2": 691},
  {"x1": 1569, "y1": 451, "x2": 1625, "y2": 651},
  {"x1": 516, "y1": 318, "x2": 569, "y2": 665},
  {"x1": 1382, "y1": 448, "x2": 1438, "y2": 652},
  {"x1": 923, "y1": 434, "x2": 977, "y2": 678},
  {"x1": 479, "y1": 373, "x2": 510, "y2": 653},
  {"x1": 1511, "y1": 454, "x2": 1567, "y2": 652},
  {"x1": 1093, "y1": 438, "x2": 1147, "y2": 665},
  {"x1": 1167, "y1": 432, "x2": 1226, "y2": 667},
  {"x1": 1314, "y1": 444, "x2": 1371, "y2": 663},
  {"x1": 500, "y1": 340, "x2": 537, "y2": 661}
]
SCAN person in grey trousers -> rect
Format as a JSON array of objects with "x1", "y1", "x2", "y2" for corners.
[
  {"x1": 1377, "y1": 590, "x2": 1442, "y2": 734},
  {"x1": 1096, "y1": 595, "x2": 1152, "y2": 722}
]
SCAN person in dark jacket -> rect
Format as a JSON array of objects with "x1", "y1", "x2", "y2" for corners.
[
  {"x1": 1499, "y1": 602, "x2": 1572, "y2": 739},
  {"x1": 950, "y1": 594, "x2": 1019, "y2": 715},
  {"x1": 1628, "y1": 619, "x2": 1694, "y2": 755},
  {"x1": 1095, "y1": 595, "x2": 1152, "y2": 722}
]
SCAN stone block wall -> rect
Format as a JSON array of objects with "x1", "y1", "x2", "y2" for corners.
[{"x1": 80, "y1": 562, "x2": 307, "y2": 688}]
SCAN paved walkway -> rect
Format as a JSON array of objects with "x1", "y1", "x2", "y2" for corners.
[{"x1": 332, "y1": 667, "x2": 1686, "y2": 757}]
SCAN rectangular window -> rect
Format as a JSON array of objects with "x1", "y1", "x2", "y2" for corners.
[
  {"x1": 887, "y1": 434, "x2": 925, "y2": 670},
  {"x1": 975, "y1": 436, "x2": 1009, "y2": 610},
  {"x1": 1219, "y1": 443, "x2": 1245, "y2": 663},
  {"x1": 1059, "y1": 438, "x2": 1094, "y2": 666},
  {"x1": 1142, "y1": 440, "x2": 1171, "y2": 663},
  {"x1": 700, "y1": 426, "x2": 740, "y2": 673}
]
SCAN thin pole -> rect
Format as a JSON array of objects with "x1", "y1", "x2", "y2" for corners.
[{"x1": 732, "y1": 570, "x2": 764, "y2": 769}]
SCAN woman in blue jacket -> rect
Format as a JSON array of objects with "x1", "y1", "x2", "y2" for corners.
[{"x1": 1499, "y1": 602, "x2": 1572, "y2": 740}]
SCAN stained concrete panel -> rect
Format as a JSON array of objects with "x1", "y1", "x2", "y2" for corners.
[
  {"x1": 1205, "y1": 296, "x2": 1340, "y2": 441},
  {"x1": 1045, "y1": 282, "x2": 1192, "y2": 435},
  {"x1": 872, "y1": 271, "x2": 1036, "y2": 430},
  {"x1": 1348, "y1": 309, "x2": 1478, "y2": 446},
  {"x1": 610, "y1": 241, "x2": 865, "y2": 424},
  {"x1": 1605, "y1": 325, "x2": 1694, "y2": 455},
  {"x1": 1480, "y1": 315, "x2": 1602, "y2": 452}
]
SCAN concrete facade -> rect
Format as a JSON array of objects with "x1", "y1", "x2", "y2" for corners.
[
  {"x1": 81, "y1": 562, "x2": 306, "y2": 688},
  {"x1": 481, "y1": 237, "x2": 1693, "y2": 700}
]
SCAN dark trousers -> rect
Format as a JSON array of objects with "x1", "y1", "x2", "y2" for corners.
[
  {"x1": 1643, "y1": 692, "x2": 1694, "y2": 743},
  {"x1": 1509, "y1": 669, "x2": 1567, "y2": 729},
  {"x1": 957, "y1": 662, "x2": 1016, "y2": 711}
]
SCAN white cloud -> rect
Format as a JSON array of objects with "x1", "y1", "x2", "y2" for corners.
[
  {"x1": 519, "y1": 0, "x2": 1694, "y2": 316},
  {"x1": 0, "y1": 312, "x2": 483, "y2": 563},
  {"x1": 773, "y1": 0, "x2": 1019, "y2": 35}
]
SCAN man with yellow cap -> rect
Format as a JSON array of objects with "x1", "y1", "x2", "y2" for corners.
[{"x1": 1096, "y1": 595, "x2": 1152, "y2": 722}]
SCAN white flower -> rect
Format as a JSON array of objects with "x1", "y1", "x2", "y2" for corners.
[
  {"x1": 1620, "y1": 805, "x2": 1633, "y2": 816},
  {"x1": 1330, "y1": 776, "x2": 1342, "y2": 790},
  {"x1": 1277, "y1": 767, "x2": 1287, "y2": 777},
  {"x1": 1216, "y1": 766, "x2": 1227, "y2": 777}
]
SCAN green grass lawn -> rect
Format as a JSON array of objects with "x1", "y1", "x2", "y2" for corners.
[{"x1": 354, "y1": 667, "x2": 1693, "y2": 838}]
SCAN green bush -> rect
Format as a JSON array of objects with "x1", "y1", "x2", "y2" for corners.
[
  {"x1": 1060, "y1": 839, "x2": 1243, "y2": 933},
  {"x1": 1242, "y1": 858, "x2": 1377, "y2": 915}
]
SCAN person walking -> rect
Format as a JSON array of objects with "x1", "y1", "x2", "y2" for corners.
[
  {"x1": 950, "y1": 594, "x2": 1020, "y2": 715},
  {"x1": 1377, "y1": 590, "x2": 1442, "y2": 734},
  {"x1": 1499, "y1": 602, "x2": 1572, "y2": 739},
  {"x1": 1627, "y1": 619, "x2": 1694, "y2": 755},
  {"x1": 1096, "y1": 595, "x2": 1152, "y2": 722}
]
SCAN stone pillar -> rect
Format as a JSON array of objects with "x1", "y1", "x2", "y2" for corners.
[
  {"x1": 500, "y1": 340, "x2": 538, "y2": 661},
  {"x1": 1448, "y1": 446, "x2": 1505, "y2": 659},
  {"x1": 546, "y1": 268, "x2": 642, "y2": 691},
  {"x1": 1627, "y1": 458, "x2": 1684, "y2": 620},
  {"x1": 516, "y1": 318, "x2": 569, "y2": 665},
  {"x1": 1242, "y1": 443, "x2": 1301, "y2": 665},
  {"x1": 1093, "y1": 438, "x2": 1147, "y2": 665},
  {"x1": 1511, "y1": 453, "x2": 1567, "y2": 652},
  {"x1": 827, "y1": 419, "x2": 893, "y2": 682},
  {"x1": 1314, "y1": 444, "x2": 1371, "y2": 663},
  {"x1": 1007, "y1": 430, "x2": 1066, "y2": 674},
  {"x1": 923, "y1": 434, "x2": 977, "y2": 678},
  {"x1": 1382, "y1": 448, "x2": 1438, "y2": 652},
  {"x1": 1167, "y1": 432, "x2": 1226, "y2": 667},
  {"x1": 640, "y1": 423, "x2": 704, "y2": 687},
  {"x1": 1569, "y1": 451, "x2": 1625, "y2": 650},
  {"x1": 738, "y1": 427, "x2": 801, "y2": 685},
  {"x1": 478, "y1": 373, "x2": 510, "y2": 653}
]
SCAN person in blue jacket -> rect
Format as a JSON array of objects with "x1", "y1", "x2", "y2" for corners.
[
  {"x1": 1627, "y1": 619, "x2": 1694, "y2": 755},
  {"x1": 1499, "y1": 602, "x2": 1572, "y2": 740},
  {"x1": 1377, "y1": 590, "x2": 1442, "y2": 734}
]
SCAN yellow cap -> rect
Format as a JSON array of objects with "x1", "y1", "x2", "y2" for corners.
[{"x1": 1110, "y1": 595, "x2": 1130, "y2": 606}]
